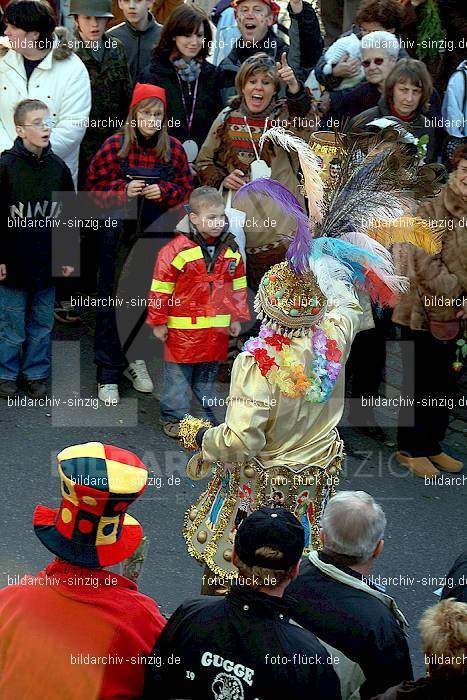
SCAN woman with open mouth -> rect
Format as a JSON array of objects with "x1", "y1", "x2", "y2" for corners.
[{"x1": 196, "y1": 52, "x2": 318, "y2": 293}]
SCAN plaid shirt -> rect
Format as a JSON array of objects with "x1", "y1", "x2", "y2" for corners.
[{"x1": 85, "y1": 134, "x2": 193, "y2": 208}]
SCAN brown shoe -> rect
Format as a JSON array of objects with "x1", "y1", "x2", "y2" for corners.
[
  {"x1": 161, "y1": 421, "x2": 181, "y2": 438},
  {"x1": 396, "y1": 452, "x2": 440, "y2": 478},
  {"x1": 429, "y1": 453, "x2": 463, "y2": 473}
]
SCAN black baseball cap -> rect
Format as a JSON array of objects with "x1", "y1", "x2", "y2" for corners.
[{"x1": 234, "y1": 507, "x2": 305, "y2": 570}]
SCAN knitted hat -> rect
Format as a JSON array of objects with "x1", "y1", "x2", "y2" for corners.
[
  {"x1": 231, "y1": 0, "x2": 280, "y2": 18},
  {"x1": 254, "y1": 261, "x2": 327, "y2": 336},
  {"x1": 130, "y1": 83, "x2": 167, "y2": 112},
  {"x1": 33, "y1": 442, "x2": 148, "y2": 568}
]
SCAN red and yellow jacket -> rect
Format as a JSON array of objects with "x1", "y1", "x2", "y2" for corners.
[{"x1": 147, "y1": 222, "x2": 249, "y2": 363}]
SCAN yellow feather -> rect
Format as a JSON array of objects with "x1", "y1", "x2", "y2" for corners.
[{"x1": 367, "y1": 216, "x2": 444, "y2": 255}]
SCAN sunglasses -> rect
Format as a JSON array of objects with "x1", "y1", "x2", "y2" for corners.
[
  {"x1": 362, "y1": 57, "x2": 385, "y2": 68},
  {"x1": 244, "y1": 54, "x2": 276, "y2": 68}
]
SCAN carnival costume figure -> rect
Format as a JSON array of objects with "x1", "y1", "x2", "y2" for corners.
[{"x1": 178, "y1": 126, "x2": 444, "y2": 591}]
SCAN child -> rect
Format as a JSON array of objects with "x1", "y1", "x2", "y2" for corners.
[
  {"x1": 107, "y1": 0, "x2": 161, "y2": 84},
  {"x1": 0, "y1": 99, "x2": 76, "y2": 400},
  {"x1": 70, "y1": 0, "x2": 132, "y2": 189},
  {"x1": 323, "y1": 33, "x2": 364, "y2": 90},
  {"x1": 147, "y1": 187, "x2": 250, "y2": 438}
]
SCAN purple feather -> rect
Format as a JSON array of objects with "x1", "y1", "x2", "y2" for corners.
[{"x1": 233, "y1": 178, "x2": 313, "y2": 274}]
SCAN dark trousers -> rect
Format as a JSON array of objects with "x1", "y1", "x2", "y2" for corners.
[
  {"x1": 346, "y1": 309, "x2": 392, "y2": 423},
  {"x1": 94, "y1": 219, "x2": 127, "y2": 384},
  {"x1": 397, "y1": 326, "x2": 458, "y2": 457}
]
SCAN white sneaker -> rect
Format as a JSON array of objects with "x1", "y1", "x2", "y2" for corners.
[
  {"x1": 124, "y1": 360, "x2": 154, "y2": 393},
  {"x1": 98, "y1": 383, "x2": 120, "y2": 404}
]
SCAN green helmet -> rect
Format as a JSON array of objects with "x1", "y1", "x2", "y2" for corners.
[{"x1": 70, "y1": 0, "x2": 114, "y2": 18}]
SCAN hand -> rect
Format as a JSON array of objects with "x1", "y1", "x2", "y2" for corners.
[
  {"x1": 153, "y1": 324, "x2": 168, "y2": 341},
  {"x1": 126, "y1": 179, "x2": 146, "y2": 198},
  {"x1": 456, "y1": 299, "x2": 467, "y2": 320},
  {"x1": 143, "y1": 184, "x2": 162, "y2": 201},
  {"x1": 276, "y1": 52, "x2": 300, "y2": 94},
  {"x1": 62, "y1": 266, "x2": 74, "y2": 277},
  {"x1": 0, "y1": 263, "x2": 6, "y2": 281},
  {"x1": 229, "y1": 321, "x2": 242, "y2": 337},
  {"x1": 223, "y1": 169, "x2": 248, "y2": 191},
  {"x1": 333, "y1": 55, "x2": 361, "y2": 78},
  {"x1": 289, "y1": 0, "x2": 303, "y2": 13},
  {"x1": 317, "y1": 91, "x2": 331, "y2": 114}
]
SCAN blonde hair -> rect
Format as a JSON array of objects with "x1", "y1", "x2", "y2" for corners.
[
  {"x1": 235, "y1": 547, "x2": 294, "y2": 589},
  {"x1": 118, "y1": 97, "x2": 170, "y2": 161},
  {"x1": 235, "y1": 53, "x2": 280, "y2": 98},
  {"x1": 189, "y1": 187, "x2": 224, "y2": 213},
  {"x1": 420, "y1": 599, "x2": 467, "y2": 678}
]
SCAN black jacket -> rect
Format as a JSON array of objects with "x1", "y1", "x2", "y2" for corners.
[
  {"x1": 348, "y1": 96, "x2": 442, "y2": 163},
  {"x1": 139, "y1": 56, "x2": 222, "y2": 151},
  {"x1": 284, "y1": 554, "x2": 413, "y2": 700},
  {"x1": 441, "y1": 551, "x2": 467, "y2": 603},
  {"x1": 143, "y1": 584, "x2": 342, "y2": 699},
  {"x1": 0, "y1": 138, "x2": 77, "y2": 290}
]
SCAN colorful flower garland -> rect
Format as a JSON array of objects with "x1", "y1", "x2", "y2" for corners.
[{"x1": 244, "y1": 325, "x2": 343, "y2": 402}]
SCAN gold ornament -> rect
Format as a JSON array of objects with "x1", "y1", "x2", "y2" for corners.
[
  {"x1": 243, "y1": 466, "x2": 255, "y2": 478},
  {"x1": 189, "y1": 508, "x2": 198, "y2": 521},
  {"x1": 223, "y1": 549, "x2": 233, "y2": 562},
  {"x1": 179, "y1": 415, "x2": 212, "y2": 451},
  {"x1": 197, "y1": 531, "x2": 208, "y2": 544},
  {"x1": 186, "y1": 453, "x2": 212, "y2": 481},
  {"x1": 309, "y1": 131, "x2": 344, "y2": 189}
]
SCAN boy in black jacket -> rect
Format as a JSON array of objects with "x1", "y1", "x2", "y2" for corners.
[{"x1": 0, "y1": 99, "x2": 76, "y2": 400}]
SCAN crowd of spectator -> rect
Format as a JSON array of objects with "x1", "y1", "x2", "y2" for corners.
[{"x1": 0, "y1": 1, "x2": 466, "y2": 695}]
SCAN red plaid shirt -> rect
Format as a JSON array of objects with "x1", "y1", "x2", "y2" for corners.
[{"x1": 85, "y1": 134, "x2": 193, "y2": 208}]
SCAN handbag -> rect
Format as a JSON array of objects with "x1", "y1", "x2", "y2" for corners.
[{"x1": 418, "y1": 290, "x2": 460, "y2": 340}]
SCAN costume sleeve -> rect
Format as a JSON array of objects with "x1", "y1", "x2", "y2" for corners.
[
  {"x1": 147, "y1": 243, "x2": 181, "y2": 326},
  {"x1": 196, "y1": 109, "x2": 230, "y2": 188},
  {"x1": 85, "y1": 136, "x2": 128, "y2": 208},
  {"x1": 202, "y1": 353, "x2": 271, "y2": 462},
  {"x1": 230, "y1": 255, "x2": 250, "y2": 322},
  {"x1": 287, "y1": 1, "x2": 324, "y2": 81},
  {"x1": 320, "y1": 294, "x2": 365, "y2": 364},
  {"x1": 157, "y1": 139, "x2": 194, "y2": 206},
  {"x1": 49, "y1": 59, "x2": 91, "y2": 162}
]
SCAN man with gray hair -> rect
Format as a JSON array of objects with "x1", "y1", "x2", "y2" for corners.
[{"x1": 284, "y1": 491, "x2": 413, "y2": 699}]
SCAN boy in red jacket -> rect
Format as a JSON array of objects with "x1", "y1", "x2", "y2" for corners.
[{"x1": 148, "y1": 186, "x2": 249, "y2": 438}]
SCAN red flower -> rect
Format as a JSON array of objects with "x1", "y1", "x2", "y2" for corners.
[
  {"x1": 325, "y1": 339, "x2": 342, "y2": 363},
  {"x1": 252, "y1": 348, "x2": 278, "y2": 376},
  {"x1": 265, "y1": 333, "x2": 291, "y2": 351}
]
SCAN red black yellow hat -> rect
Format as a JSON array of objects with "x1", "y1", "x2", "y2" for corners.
[{"x1": 33, "y1": 442, "x2": 148, "y2": 568}]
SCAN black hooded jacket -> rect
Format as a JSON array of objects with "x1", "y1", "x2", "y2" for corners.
[
  {"x1": 0, "y1": 137, "x2": 77, "y2": 290},
  {"x1": 143, "y1": 584, "x2": 341, "y2": 699}
]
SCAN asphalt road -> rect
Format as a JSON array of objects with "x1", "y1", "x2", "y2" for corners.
[{"x1": 1, "y1": 320, "x2": 466, "y2": 679}]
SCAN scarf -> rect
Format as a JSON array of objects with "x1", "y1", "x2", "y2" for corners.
[
  {"x1": 389, "y1": 101, "x2": 418, "y2": 123},
  {"x1": 171, "y1": 56, "x2": 202, "y2": 82}
]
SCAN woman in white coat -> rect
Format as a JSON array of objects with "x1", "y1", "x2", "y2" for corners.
[{"x1": 0, "y1": 0, "x2": 91, "y2": 186}]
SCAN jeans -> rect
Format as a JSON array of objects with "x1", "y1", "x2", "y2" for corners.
[
  {"x1": 0, "y1": 285, "x2": 55, "y2": 380},
  {"x1": 160, "y1": 361, "x2": 220, "y2": 423}
]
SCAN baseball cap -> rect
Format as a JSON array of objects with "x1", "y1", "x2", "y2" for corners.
[{"x1": 234, "y1": 507, "x2": 305, "y2": 570}]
